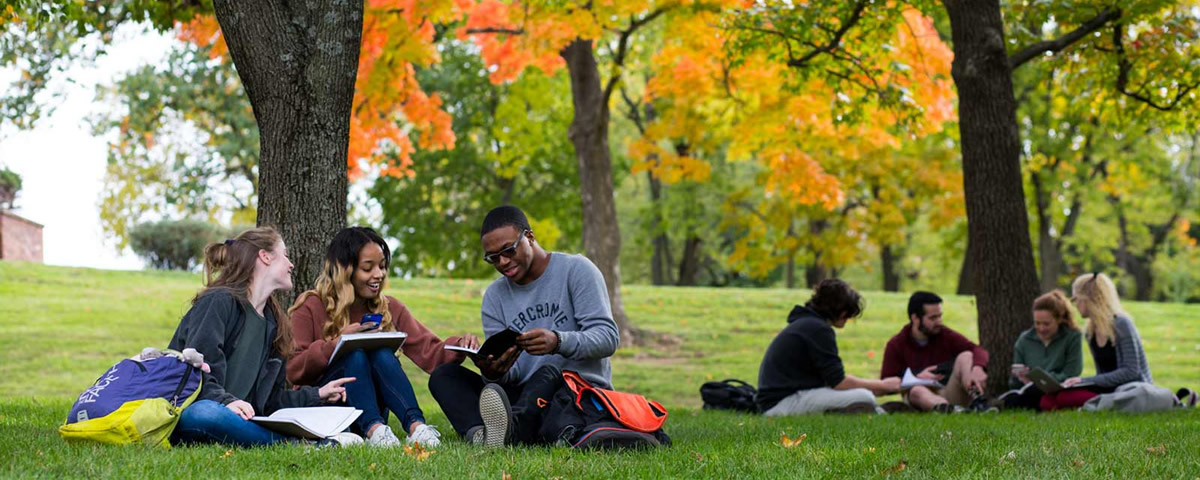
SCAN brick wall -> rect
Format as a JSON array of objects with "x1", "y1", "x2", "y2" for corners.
[{"x1": 0, "y1": 211, "x2": 43, "y2": 263}]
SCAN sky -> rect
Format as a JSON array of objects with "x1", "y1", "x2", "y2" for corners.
[
  {"x1": 0, "y1": 24, "x2": 177, "y2": 270},
  {"x1": 0, "y1": 25, "x2": 384, "y2": 271}
]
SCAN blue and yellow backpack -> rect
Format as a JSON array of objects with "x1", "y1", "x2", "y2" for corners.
[{"x1": 58, "y1": 349, "x2": 204, "y2": 447}]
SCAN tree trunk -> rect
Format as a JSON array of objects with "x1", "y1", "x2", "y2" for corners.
[
  {"x1": 785, "y1": 250, "x2": 796, "y2": 289},
  {"x1": 213, "y1": 0, "x2": 359, "y2": 305},
  {"x1": 648, "y1": 172, "x2": 673, "y2": 286},
  {"x1": 1030, "y1": 171, "x2": 1065, "y2": 293},
  {"x1": 805, "y1": 220, "x2": 830, "y2": 288},
  {"x1": 944, "y1": 0, "x2": 1042, "y2": 395},
  {"x1": 676, "y1": 235, "x2": 702, "y2": 286},
  {"x1": 880, "y1": 244, "x2": 901, "y2": 292},
  {"x1": 956, "y1": 241, "x2": 974, "y2": 295},
  {"x1": 560, "y1": 39, "x2": 633, "y2": 343}
]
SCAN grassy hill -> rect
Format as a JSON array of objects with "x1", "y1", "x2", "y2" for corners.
[{"x1": 2, "y1": 261, "x2": 1198, "y2": 478}]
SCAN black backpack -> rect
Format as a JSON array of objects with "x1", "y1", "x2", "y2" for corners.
[{"x1": 700, "y1": 379, "x2": 760, "y2": 413}]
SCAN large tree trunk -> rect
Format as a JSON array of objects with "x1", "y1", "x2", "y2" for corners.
[
  {"x1": 944, "y1": 0, "x2": 1042, "y2": 395},
  {"x1": 560, "y1": 39, "x2": 633, "y2": 343},
  {"x1": 805, "y1": 220, "x2": 831, "y2": 288},
  {"x1": 1031, "y1": 171, "x2": 1065, "y2": 293},
  {"x1": 880, "y1": 244, "x2": 901, "y2": 292},
  {"x1": 214, "y1": 0, "x2": 359, "y2": 304}
]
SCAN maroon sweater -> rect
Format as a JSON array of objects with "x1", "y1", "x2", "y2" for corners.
[{"x1": 880, "y1": 325, "x2": 988, "y2": 379}]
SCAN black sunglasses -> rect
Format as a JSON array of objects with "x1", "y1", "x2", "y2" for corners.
[{"x1": 483, "y1": 230, "x2": 529, "y2": 264}]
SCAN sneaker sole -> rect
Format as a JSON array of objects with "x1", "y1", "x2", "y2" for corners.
[{"x1": 480, "y1": 385, "x2": 511, "y2": 448}]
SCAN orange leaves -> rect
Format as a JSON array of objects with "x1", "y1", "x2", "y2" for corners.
[
  {"x1": 780, "y1": 432, "x2": 807, "y2": 447},
  {"x1": 176, "y1": 2, "x2": 465, "y2": 179},
  {"x1": 404, "y1": 442, "x2": 435, "y2": 461}
]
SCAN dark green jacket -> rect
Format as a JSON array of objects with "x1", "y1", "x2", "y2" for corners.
[
  {"x1": 1009, "y1": 327, "x2": 1083, "y2": 389},
  {"x1": 168, "y1": 290, "x2": 320, "y2": 415}
]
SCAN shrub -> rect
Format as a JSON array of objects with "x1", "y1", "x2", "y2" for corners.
[{"x1": 129, "y1": 219, "x2": 222, "y2": 271}]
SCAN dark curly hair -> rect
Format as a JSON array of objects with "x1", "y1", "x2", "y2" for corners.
[{"x1": 805, "y1": 278, "x2": 864, "y2": 321}]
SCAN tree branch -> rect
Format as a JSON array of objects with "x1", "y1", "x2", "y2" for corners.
[
  {"x1": 602, "y1": 8, "x2": 669, "y2": 103},
  {"x1": 786, "y1": 0, "x2": 868, "y2": 69},
  {"x1": 1113, "y1": 22, "x2": 1200, "y2": 111},
  {"x1": 464, "y1": 27, "x2": 524, "y2": 35},
  {"x1": 1009, "y1": 7, "x2": 1121, "y2": 70}
]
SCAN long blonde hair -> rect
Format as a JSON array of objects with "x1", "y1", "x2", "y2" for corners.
[
  {"x1": 195, "y1": 226, "x2": 293, "y2": 357},
  {"x1": 289, "y1": 227, "x2": 393, "y2": 339},
  {"x1": 1072, "y1": 273, "x2": 1129, "y2": 346}
]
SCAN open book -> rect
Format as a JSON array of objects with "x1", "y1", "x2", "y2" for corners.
[
  {"x1": 444, "y1": 328, "x2": 522, "y2": 359},
  {"x1": 900, "y1": 367, "x2": 944, "y2": 390},
  {"x1": 1028, "y1": 367, "x2": 1092, "y2": 394},
  {"x1": 251, "y1": 407, "x2": 362, "y2": 439},
  {"x1": 329, "y1": 332, "x2": 407, "y2": 364}
]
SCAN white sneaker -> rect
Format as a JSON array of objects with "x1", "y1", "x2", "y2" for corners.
[
  {"x1": 366, "y1": 424, "x2": 402, "y2": 448},
  {"x1": 320, "y1": 432, "x2": 364, "y2": 448},
  {"x1": 407, "y1": 423, "x2": 442, "y2": 448}
]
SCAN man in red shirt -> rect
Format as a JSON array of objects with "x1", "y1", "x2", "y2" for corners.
[{"x1": 880, "y1": 291, "x2": 989, "y2": 412}]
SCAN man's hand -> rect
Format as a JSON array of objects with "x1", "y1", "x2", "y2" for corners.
[
  {"x1": 916, "y1": 365, "x2": 944, "y2": 382},
  {"x1": 225, "y1": 399, "x2": 255, "y2": 420},
  {"x1": 516, "y1": 328, "x2": 559, "y2": 355},
  {"x1": 879, "y1": 377, "x2": 902, "y2": 394},
  {"x1": 319, "y1": 377, "x2": 356, "y2": 403},
  {"x1": 474, "y1": 345, "x2": 520, "y2": 379},
  {"x1": 968, "y1": 365, "x2": 988, "y2": 394}
]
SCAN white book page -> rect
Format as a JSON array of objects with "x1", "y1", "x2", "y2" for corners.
[
  {"x1": 252, "y1": 407, "x2": 361, "y2": 439},
  {"x1": 900, "y1": 367, "x2": 944, "y2": 389}
]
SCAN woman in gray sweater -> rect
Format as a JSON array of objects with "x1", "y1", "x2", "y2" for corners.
[{"x1": 1040, "y1": 273, "x2": 1152, "y2": 410}]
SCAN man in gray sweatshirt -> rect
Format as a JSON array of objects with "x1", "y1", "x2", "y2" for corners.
[{"x1": 429, "y1": 205, "x2": 620, "y2": 446}]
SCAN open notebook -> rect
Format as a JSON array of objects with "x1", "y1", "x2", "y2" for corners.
[{"x1": 251, "y1": 407, "x2": 362, "y2": 439}]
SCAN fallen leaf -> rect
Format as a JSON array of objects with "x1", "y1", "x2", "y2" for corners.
[
  {"x1": 867, "y1": 350, "x2": 876, "y2": 359},
  {"x1": 404, "y1": 443, "x2": 435, "y2": 461},
  {"x1": 780, "y1": 433, "x2": 807, "y2": 448},
  {"x1": 1071, "y1": 458, "x2": 1084, "y2": 469},
  {"x1": 999, "y1": 451, "x2": 1016, "y2": 465},
  {"x1": 864, "y1": 447, "x2": 876, "y2": 453},
  {"x1": 501, "y1": 472, "x2": 512, "y2": 480},
  {"x1": 880, "y1": 460, "x2": 907, "y2": 476},
  {"x1": 1146, "y1": 445, "x2": 1167, "y2": 456},
  {"x1": 369, "y1": 463, "x2": 377, "y2": 471},
  {"x1": 221, "y1": 449, "x2": 233, "y2": 459},
  {"x1": 899, "y1": 438, "x2": 905, "y2": 447},
  {"x1": 692, "y1": 451, "x2": 704, "y2": 462}
]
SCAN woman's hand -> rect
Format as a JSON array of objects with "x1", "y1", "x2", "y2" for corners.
[
  {"x1": 458, "y1": 334, "x2": 481, "y2": 350},
  {"x1": 1062, "y1": 377, "x2": 1083, "y2": 388},
  {"x1": 340, "y1": 322, "x2": 370, "y2": 335},
  {"x1": 225, "y1": 399, "x2": 255, "y2": 420},
  {"x1": 319, "y1": 377, "x2": 356, "y2": 403}
]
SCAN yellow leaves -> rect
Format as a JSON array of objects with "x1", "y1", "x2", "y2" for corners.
[
  {"x1": 880, "y1": 460, "x2": 907, "y2": 476},
  {"x1": 404, "y1": 442, "x2": 435, "y2": 461},
  {"x1": 220, "y1": 449, "x2": 234, "y2": 459},
  {"x1": 780, "y1": 432, "x2": 806, "y2": 447},
  {"x1": 1145, "y1": 444, "x2": 1168, "y2": 456}
]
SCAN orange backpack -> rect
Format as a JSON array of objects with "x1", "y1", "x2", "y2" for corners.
[{"x1": 562, "y1": 370, "x2": 668, "y2": 433}]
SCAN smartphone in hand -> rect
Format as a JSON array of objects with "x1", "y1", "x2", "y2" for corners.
[{"x1": 360, "y1": 313, "x2": 383, "y2": 331}]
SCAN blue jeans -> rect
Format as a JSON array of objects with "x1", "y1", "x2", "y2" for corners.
[
  {"x1": 324, "y1": 347, "x2": 425, "y2": 435},
  {"x1": 172, "y1": 400, "x2": 292, "y2": 447}
]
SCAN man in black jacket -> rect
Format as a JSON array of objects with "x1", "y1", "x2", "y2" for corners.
[{"x1": 756, "y1": 279, "x2": 900, "y2": 415}]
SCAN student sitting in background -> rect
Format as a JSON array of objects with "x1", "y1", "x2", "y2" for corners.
[
  {"x1": 755, "y1": 279, "x2": 900, "y2": 415},
  {"x1": 1040, "y1": 273, "x2": 1152, "y2": 411},
  {"x1": 998, "y1": 290, "x2": 1083, "y2": 410},
  {"x1": 880, "y1": 291, "x2": 991, "y2": 412}
]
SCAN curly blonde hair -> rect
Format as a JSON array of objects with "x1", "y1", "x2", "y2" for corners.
[
  {"x1": 289, "y1": 227, "x2": 394, "y2": 339},
  {"x1": 1072, "y1": 273, "x2": 1129, "y2": 347}
]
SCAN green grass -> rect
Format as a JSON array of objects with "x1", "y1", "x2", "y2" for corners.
[{"x1": 2, "y1": 261, "x2": 1199, "y2": 478}]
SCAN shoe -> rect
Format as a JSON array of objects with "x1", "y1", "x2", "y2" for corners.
[
  {"x1": 408, "y1": 423, "x2": 442, "y2": 448},
  {"x1": 931, "y1": 403, "x2": 953, "y2": 414},
  {"x1": 465, "y1": 425, "x2": 486, "y2": 445},
  {"x1": 969, "y1": 397, "x2": 999, "y2": 413},
  {"x1": 479, "y1": 384, "x2": 513, "y2": 448},
  {"x1": 318, "y1": 432, "x2": 364, "y2": 448},
  {"x1": 366, "y1": 424, "x2": 402, "y2": 448},
  {"x1": 1177, "y1": 388, "x2": 1198, "y2": 408}
]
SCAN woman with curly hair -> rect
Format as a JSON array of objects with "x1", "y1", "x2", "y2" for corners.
[{"x1": 287, "y1": 227, "x2": 479, "y2": 447}]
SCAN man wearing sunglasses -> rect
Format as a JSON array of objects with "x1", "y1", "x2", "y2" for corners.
[{"x1": 428, "y1": 205, "x2": 619, "y2": 447}]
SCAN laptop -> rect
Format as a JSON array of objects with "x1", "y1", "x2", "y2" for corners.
[{"x1": 1027, "y1": 367, "x2": 1092, "y2": 394}]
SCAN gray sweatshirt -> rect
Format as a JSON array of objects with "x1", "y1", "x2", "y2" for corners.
[
  {"x1": 1085, "y1": 315, "x2": 1153, "y2": 388},
  {"x1": 482, "y1": 252, "x2": 619, "y2": 388}
]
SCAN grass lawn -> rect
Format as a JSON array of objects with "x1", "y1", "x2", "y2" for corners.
[{"x1": 2, "y1": 261, "x2": 1199, "y2": 478}]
